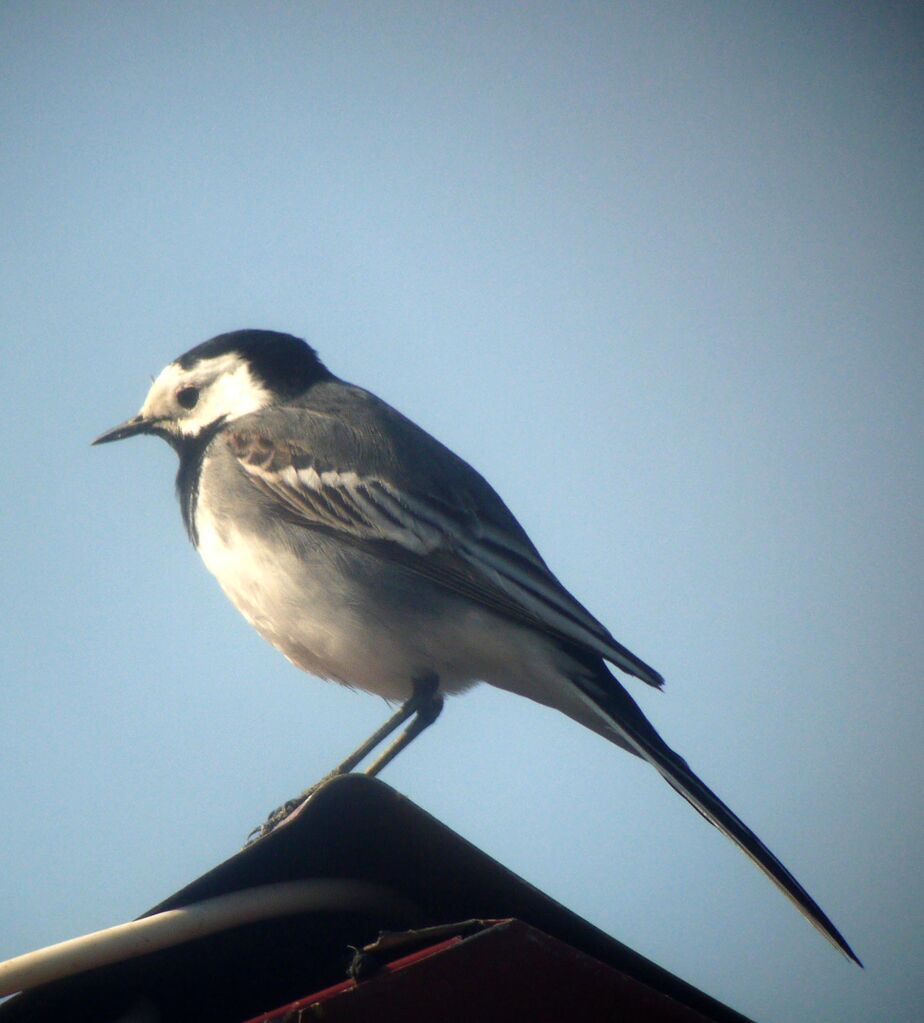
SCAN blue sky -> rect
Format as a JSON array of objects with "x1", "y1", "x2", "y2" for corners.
[{"x1": 2, "y1": 4, "x2": 922, "y2": 1020}]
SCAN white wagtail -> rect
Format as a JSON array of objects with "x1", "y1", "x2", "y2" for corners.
[{"x1": 94, "y1": 329, "x2": 859, "y2": 963}]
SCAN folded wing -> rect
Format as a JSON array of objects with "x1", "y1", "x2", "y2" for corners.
[{"x1": 226, "y1": 420, "x2": 663, "y2": 688}]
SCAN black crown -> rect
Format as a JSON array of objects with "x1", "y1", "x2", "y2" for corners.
[{"x1": 178, "y1": 330, "x2": 330, "y2": 397}]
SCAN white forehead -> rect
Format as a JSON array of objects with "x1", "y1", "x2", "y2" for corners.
[
  {"x1": 141, "y1": 351, "x2": 273, "y2": 433},
  {"x1": 149, "y1": 352, "x2": 244, "y2": 395}
]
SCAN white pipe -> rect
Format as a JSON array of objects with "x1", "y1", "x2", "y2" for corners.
[{"x1": 0, "y1": 879, "x2": 419, "y2": 997}]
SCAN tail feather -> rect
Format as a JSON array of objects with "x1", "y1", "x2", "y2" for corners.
[{"x1": 572, "y1": 673, "x2": 862, "y2": 966}]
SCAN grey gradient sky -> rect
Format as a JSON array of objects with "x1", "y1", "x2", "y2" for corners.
[{"x1": 2, "y1": 4, "x2": 922, "y2": 1020}]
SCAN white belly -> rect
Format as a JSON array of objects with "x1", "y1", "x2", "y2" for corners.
[
  {"x1": 192, "y1": 478, "x2": 595, "y2": 730},
  {"x1": 195, "y1": 493, "x2": 359, "y2": 678},
  {"x1": 194, "y1": 488, "x2": 504, "y2": 699}
]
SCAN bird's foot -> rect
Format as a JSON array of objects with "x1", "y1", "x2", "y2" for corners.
[
  {"x1": 245, "y1": 778, "x2": 328, "y2": 844},
  {"x1": 244, "y1": 675, "x2": 443, "y2": 846}
]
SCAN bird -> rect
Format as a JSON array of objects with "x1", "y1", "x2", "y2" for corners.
[{"x1": 93, "y1": 328, "x2": 859, "y2": 964}]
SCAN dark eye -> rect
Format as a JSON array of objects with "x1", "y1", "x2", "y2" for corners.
[{"x1": 176, "y1": 386, "x2": 200, "y2": 410}]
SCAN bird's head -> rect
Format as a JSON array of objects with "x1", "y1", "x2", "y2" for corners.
[{"x1": 93, "y1": 330, "x2": 330, "y2": 448}]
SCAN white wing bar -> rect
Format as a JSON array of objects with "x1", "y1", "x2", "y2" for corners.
[{"x1": 241, "y1": 459, "x2": 661, "y2": 685}]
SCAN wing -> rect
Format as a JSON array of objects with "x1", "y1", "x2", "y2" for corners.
[{"x1": 225, "y1": 391, "x2": 663, "y2": 688}]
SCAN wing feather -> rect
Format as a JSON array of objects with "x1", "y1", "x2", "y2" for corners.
[{"x1": 227, "y1": 422, "x2": 663, "y2": 688}]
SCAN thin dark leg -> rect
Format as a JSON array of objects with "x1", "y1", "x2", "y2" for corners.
[
  {"x1": 249, "y1": 674, "x2": 443, "y2": 842},
  {"x1": 362, "y1": 685, "x2": 443, "y2": 778},
  {"x1": 324, "y1": 696, "x2": 424, "y2": 777}
]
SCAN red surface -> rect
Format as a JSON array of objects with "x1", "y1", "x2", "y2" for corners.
[
  {"x1": 241, "y1": 920, "x2": 717, "y2": 1023},
  {"x1": 242, "y1": 936, "x2": 463, "y2": 1023}
]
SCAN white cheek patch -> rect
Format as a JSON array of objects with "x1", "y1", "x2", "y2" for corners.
[
  {"x1": 139, "y1": 355, "x2": 273, "y2": 435},
  {"x1": 177, "y1": 362, "x2": 272, "y2": 435}
]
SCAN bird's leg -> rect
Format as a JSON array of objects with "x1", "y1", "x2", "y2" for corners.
[
  {"x1": 361, "y1": 678, "x2": 443, "y2": 778},
  {"x1": 248, "y1": 674, "x2": 443, "y2": 842}
]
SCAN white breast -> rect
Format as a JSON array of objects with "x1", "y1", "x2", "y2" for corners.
[
  {"x1": 192, "y1": 462, "x2": 573, "y2": 709},
  {"x1": 193, "y1": 476, "x2": 340, "y2": 676}
]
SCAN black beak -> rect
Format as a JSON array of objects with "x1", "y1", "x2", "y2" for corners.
[{"x1": 92, "y1": 414, "x2": 162, "y2": 446}]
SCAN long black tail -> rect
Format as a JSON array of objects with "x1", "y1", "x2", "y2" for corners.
[{"x1": 572, "y1": 670, "x2": 861, "y2": 965}]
